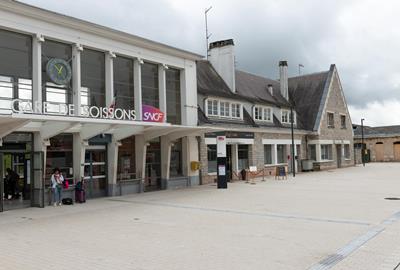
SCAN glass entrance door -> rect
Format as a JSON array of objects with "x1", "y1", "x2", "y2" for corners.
[
  {"x1": 84, "y1": 147, "x2": 107, "y2": 198},
  {"x1": 145, "y1": 138, "x2": 161, "y2": 191}
]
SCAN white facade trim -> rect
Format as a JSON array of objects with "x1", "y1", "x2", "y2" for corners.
[
  {"x1": 205, "y1": 138, "x2": 254, "y2": 145},
  {"x1": 308, "y1": 140, "x2": 334, "y2": 145},
  {"x1": 262, "y1": 139, "x2": 301, "y2": 145}
]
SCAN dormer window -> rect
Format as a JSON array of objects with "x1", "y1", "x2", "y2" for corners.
[
  {"x1": 253, "y1": 106, "x2": 272, "y2": 122},
  {"x1": 281, "y1": 109, "x2": 296, "y2": 124},
  {"x1": 205, "y1": 98, "x2": 242, "y2": 119}
]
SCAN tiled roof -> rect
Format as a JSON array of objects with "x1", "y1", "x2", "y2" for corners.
[
  {"x1": 196, "y1": 60, "x2": 334, "y2": 132},
  {"x1": 288, "y1": 69, "x2": 331, "y2": 131},
  {"x1": 353, "y1": 125, "x2": 400, "y2": 138}
]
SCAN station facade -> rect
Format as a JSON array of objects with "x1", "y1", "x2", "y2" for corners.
[
  {"x1": 0, "y1": 1, "x2": 205, "y2": 211},
  {"x1": 197, "y1": 40, "x2": 355, "y2": 184}
]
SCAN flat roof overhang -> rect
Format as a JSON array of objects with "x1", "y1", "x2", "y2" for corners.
[{"x1": 0, "y1": 113, "x2": 221, "y2": 144}]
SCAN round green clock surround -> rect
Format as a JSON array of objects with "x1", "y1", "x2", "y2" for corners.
[{"x1": 46, "y1": 58, "x2": 72, "y2": 85}]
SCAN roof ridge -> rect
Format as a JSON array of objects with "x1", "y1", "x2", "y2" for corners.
[
  {"x1": 289, "y1": 70, "x2": 329, "y2": 79},
  {"x1": 235, "y1": 69, "x2": 279, "y2": 83}
]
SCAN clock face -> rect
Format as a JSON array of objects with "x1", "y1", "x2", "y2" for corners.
[{"x1": 46, "y1": 58, "x2": 72, "y2": 85}]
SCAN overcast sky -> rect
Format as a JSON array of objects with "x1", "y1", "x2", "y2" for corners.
[{"x1": 21, "y1": 0, "x2": 400, "y2": 127}]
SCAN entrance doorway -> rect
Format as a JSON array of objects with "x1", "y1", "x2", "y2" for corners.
[
  {"x1": 394, "y1": 142, "x2": 400, "y2": 161},
  {"x1": 84, "y1": 146, "x2": 107, "y2": 198},
  {"x1": 375, "y1": 142, "x2": 384, "y2": 161},
  {"x1": 145, "y1": 138, "x2": 161, "y2": 191},
  {"x1": 336, "y1": 145, "x2": 342, "y2": 168},
  {"x1": 0, "y1": 133, "x2": 33, "y2": 212}
]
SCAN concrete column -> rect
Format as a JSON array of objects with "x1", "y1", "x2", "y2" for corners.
[
  {"x1": 72, "y1": 44, "x2": 82, "y2": 115},
  {"x1": 180, "y1": 63, "x2": 198, "y2": 126},
  {"x1": 107, "y1": 139, "x2": 119, "y2": 196},
  {"x1": 231, "y1": 144, "x2": 239, "y2": 173},
  {"x1": 33, "y1": 132, "x2": 47, "y2": 207},
  {"x1": 272, "y1": 144, "x2": 277, "y2": 164},
  {"x1": 160, "y1": 136, "x2": 171, "y2": 189},
  {"x1": 134, "y1": 59, "x2": 143, "y2": 120},
  {"x1": 105, "y1": 52, "x2": 116, "y2": 107},
  {"x1": 135, "y1": 135, "x2": 147, "y2": 192},
  {"x1": 158, "y1": 65, "x2": 167, "y2": 120},
  {"x1": 186, "y1": 136, "x2": 200, "y2": 186},
  {"x1": 316, "y1": 144, "x2": 322, "y2": 162},
  {"x1": 73, "y1": 133, "x2": 86, "y2": 183},
  {"x1": 182, "y1": 137, "x2": 189, "y2": 177},
  {"x1": 32, "y1": 34, "x2": 43, "y2": 106}
]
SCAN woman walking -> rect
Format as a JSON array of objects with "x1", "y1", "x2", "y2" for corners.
[{"x1": 51, "y1": 168, "x2": 64, "y2": 206}]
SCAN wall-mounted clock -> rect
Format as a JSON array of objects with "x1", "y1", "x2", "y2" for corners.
[{"x1": 46, "y1": 58, "x2": 72, "y2": 85}]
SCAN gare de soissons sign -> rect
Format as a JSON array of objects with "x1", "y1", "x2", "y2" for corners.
[{"x1": 11, "y1": 100, "x2": 137, "y2": 120}]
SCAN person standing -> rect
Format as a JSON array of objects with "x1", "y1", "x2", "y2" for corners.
[
  {"x1": 5, "y1": 168, "x2": 19, "y2": 200},
  {"x1": 50, "y1": 168, "x2": 64, "y2": 206}
]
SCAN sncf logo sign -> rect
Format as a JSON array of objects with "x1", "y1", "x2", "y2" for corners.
[{"x1": 142, "y1": 105, "x2": 165, "y2": 123}]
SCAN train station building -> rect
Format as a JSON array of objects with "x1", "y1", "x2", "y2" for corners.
[{"x1": 0, "y1": 1, "x2": 207, "y2": 211}]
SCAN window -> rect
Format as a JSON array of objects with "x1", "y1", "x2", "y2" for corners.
[
  {"x1": 142, "y1": 62, "x2": 159, "y2": 108},
  {"x1": 321, "y1": 144, "x2": 333, "y2": 160},
  {"x1": 238, "y1": 145, "x2": 249, "y2": 170},
  {"x1": 207, "y1": 145, "x2": 217, "y2": 173},
  {"x1": 206, "y1": 99, "x2": 242, "y2": 119},
  {"x1": 277, "y1": 144, "x2": 287, "y2": 164},
  {"x1": 207, "y1": 99, "x2": 218, "y2": 116},
  {"x1": 81, "y1": 49, "x2": 106, "y2": 107},
  {"x1": 166, "y1": 68, "x2": 181, "y2": 124},
  {"x1": 281, "y1": 110, "x2": 289, "y2": 123},
  {"x1": 254, "y1": 106, "x2": 272, "y2": 122},
  {"x1": 344, "y1": 144, "x2": 350, "y2": 159},
  {"x1": 220, "y1": 101, "x2": 230, "y2": 117},
  {"x1": 0, "y1": 30, "x2": 32, "y2": 113},
  {"x1": 231, "y1": 103, "x2": 241, "y2": 118},
  {"x1": 341, "y1": 115, "x2": 346, "y2": 129},
  {"x1": 170, "y1": 139, "x2": 183, "y2": 177},
  {"x1": 114, "y1": 56, "x2": 134, "y2": 111},
  {"x1": 327, "y1": 112, "x2": 335, "y2": 128},
  {"x1": 308, "y1": 144, "x2": 316, "y2": 160},
  {"x1": 264, "y1": 145, "x2": 273, "y2": 164},
  {"x1": 46, "y1": 134, "x2": 73, "y2": 185},
  {"x1": 118, "y1": 136, "x2": 136, "y2": 182}
]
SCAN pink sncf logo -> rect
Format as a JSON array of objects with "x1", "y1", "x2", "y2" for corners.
[{"x1": 142, "y1": 105, "x2": 165, "y2": 122}]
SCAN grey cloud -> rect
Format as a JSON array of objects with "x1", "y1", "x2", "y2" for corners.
[{"x1": 20, "y1": 0, "x2": 400, "y2": 110}]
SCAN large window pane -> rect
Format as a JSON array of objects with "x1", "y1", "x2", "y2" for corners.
[
  {"x1": 238, "y1": 145, "x2": 249, "y2": 170},
  {"x1": 142, "y1": 62, "x2": 159, "y2": 108},
  {"x1": 0, "y1": 30, "x2": 32, "y2": 113},
  {"x1": 264, "y1": 144, "x2": 272, "y2": 164},
  {"x1": 166, "y1": 68, "x2": 181, "y2": 124},
  {"x1": 118, "y1": 136, "x2": 136, "y2": 181},
  {"x1": 114, "y1": 56, "x2": 134, "y2": 110},
  {"x1": 81, "y1": 49, "x2": 105, "y2": 107},
  {"x1": 170, "y1": 139, "x2": 183, "y2": 177},
  {"x1": 207, "y1": 145, "x2": 217, "y2": 173},
  {"x1": 308, "y1": 144, "x2": 316, "y2": 160},
  {"x1": 46, "y1": 134, "x2": 73, "y2": 186},
  {"x1": 42, "y1": 40, "x2": 72, "y2": 112},
  {"x1": 277, "y1": 144, "x2": 287, "y2": 164}
]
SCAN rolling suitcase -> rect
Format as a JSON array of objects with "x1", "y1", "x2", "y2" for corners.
[{"x1": 75, "y1": 190, "x2": 86, "y2": 203}]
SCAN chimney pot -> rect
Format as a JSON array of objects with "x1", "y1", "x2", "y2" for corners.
[
  {"x1": 279, "y1": 60, "x2": 289, "y2": 100},
  {"x1": 208, "y1": 39, "x2": 236, "y2": 93},
  {"x1": 267, "y1": 84, "x2": 273, "y2": 96}
]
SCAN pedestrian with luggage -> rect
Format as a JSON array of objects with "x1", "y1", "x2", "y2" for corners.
[{"x1": 50, "y1": 168, "x2": 64, "y2": 206}]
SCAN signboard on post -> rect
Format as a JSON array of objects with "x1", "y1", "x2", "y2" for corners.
[{"x1": 216, "y1": 135, "x2": 227, "y2": 189}]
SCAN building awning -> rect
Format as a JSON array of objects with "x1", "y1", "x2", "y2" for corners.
[{"x1": 0, "y1": 113, "x2": 220, "y2": 143}]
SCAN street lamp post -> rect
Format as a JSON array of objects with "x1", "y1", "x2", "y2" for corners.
[
  {"x1": 291, "y1": 106, "x2": 296, "y2": 177},
  {"x1": 361, "y1": 118, "x2": 365, "y2": 167}
]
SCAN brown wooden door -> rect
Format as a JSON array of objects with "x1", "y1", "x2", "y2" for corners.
[
  {"x1": 393, "y1": 143, "x2": 400, "y2": 161},
  {"x1": 375, "y1": 143, "x2": 384, "y2": 161}
]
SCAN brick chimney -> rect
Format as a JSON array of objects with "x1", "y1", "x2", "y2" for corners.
[
  {"x1": 208, "y1": 39, "x2": 236, "y2": 93},
  {"x1": 279, "y1": 61, "x2": 288, "y2": 100}
]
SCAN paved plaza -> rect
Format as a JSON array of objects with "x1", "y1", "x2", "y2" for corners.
[{"x1": 1, "y1": 163, "x2": 400, "y2": 270}]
